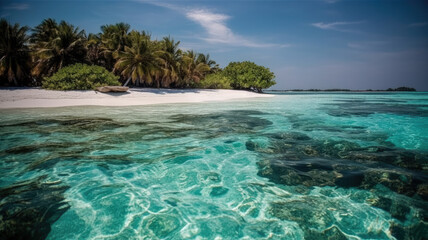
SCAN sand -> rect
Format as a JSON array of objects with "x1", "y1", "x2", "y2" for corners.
[{"x1": 0, "y1": 88, "x2": 273, "y2": 109}]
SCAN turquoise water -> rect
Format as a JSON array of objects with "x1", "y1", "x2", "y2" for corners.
[{"x1": 0, "y1": 92, "x2": 427, "y2": 239}]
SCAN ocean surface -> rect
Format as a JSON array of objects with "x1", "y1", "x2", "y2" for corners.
[{"x1": 0, "y1": 92, "x2": 427, "y2": 240}]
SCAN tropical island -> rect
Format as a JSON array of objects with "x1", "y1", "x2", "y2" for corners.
[
  {"x1": 0, "y1": 19, "x2": 276, "y2": 93},
  {"x1": 1, "y1": 1, "x2": 427, "y2": 239}
]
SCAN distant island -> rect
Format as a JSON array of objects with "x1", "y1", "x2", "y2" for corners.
[
  {"x1": 385, "y1": 87, "x2": 417, "y2": 92},
  {"x1": 269, "y1": 87, "x2": 417, "y2": 92}
]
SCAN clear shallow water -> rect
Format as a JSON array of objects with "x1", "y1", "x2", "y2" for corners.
[{"x1": 0, "y1": 93, "x2": 427, "y2": 240}]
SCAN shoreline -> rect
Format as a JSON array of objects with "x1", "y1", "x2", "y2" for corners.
[{"x1": 0, "y1": 88, "x2": 273, "y2": 109}]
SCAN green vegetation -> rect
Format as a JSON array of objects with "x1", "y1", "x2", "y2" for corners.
[
  {"x1": 113, "y1": 31, "x2": 158, "y2": 87},
  {"x1": 32, "y1": 20, "x2": 87, "y2": 78},
  {"x1": 198, "y1": 72, "x2": 232, "y2": 89},
  {"x1": 386, "y1": 87, "x2": 416, "y2": 92},
  {"x1": 198, "y1": 62, "x2": 276, "y2": 92},
  {"x1": 223, "y1": 61, "x2": 276, "y2": 93},
  {"x1": 43, "y1": 64, "x2": 120, "y2": 90},
  {"x1": 0, "y1": 19, "x2": 31, "y2": 86},
  {"x1": 0, "y1": 18, "x2": 276, "y2": 92}
]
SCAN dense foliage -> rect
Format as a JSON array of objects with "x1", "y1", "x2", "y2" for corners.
[
  {"x1": 223, "y1": 61, "x2": 276, "y2": 92},
  {"x1": 0, "y1": 18, "x2": 276, "y2": 91},
  {"x1": 197, "y1": 62, "x2": 276, "y2": 92},
  {"x1": 43, "y1": 64, "x2": 120, "y2": 90},
  {"x1": 0, "y1": 19, "x2": 31, "y2": 86},
  {"x1": 31, "y1": 19, "x2": 87, "y2": 78},
  {"x1": 197, "y1": 72, "x2": 232, "y2": 89}
]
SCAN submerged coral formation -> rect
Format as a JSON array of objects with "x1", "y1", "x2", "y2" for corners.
[{"x1": 0, "y1": 94, "x2": 427, "y2": 239}]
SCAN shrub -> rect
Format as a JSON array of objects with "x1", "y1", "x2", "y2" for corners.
[
  {"x1": 197, "y1": 72, "x2": 231, "y2": 89},
  {"x1": 42, "y1": 63, "x2": 120, "y2": 90},
  {"x1": 223, "y1": 61, "x2": 276, "y2": 93}
]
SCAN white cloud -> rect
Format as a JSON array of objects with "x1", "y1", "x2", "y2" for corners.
[
  {"x1": 3, "y1": 3, "x2": 29, "y2": 10},
  {"x1": 186, "y1": 8, "x2": 290, "y2": 48},
  {"x1": 312, "y1": 21, "x2": 364, "y2": 33},
  {"x1": 186, "y1": 9, "x2": 233, "y2": 43},
  {"x1": 409, "y1": 22, "x2": 428, "y2": 28},
  {"x1": 138, "y1": 0, "x2": 288, "y2": 48}
]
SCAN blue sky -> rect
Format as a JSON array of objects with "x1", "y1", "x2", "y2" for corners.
[{"x1": 2, "y1": 0, "x2": 428, "y2": 90}]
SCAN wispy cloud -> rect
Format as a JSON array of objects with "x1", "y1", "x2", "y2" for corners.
[
  {"x1": 312, "y1": 21, "x2": 364, "y2": 33},
  {"x1": 3, "y1": 3, "x2": 29, "y2": 10},
  {"x1": 409, "y1": 22, "x2": 428, "y2": 28},
  {"x1": 185, "y1": 9, "x2": 289, "y2": 48},
  {"x1": 185, "y1": 9, "x2": 233, "y2": 44},
  {"x1": 138, "y1": 1, "x2": 288, "y2": 48}
]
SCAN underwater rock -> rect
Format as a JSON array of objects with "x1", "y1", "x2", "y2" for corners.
[
  {"x1": 254, "y1": 128, "x2": 428, "y2": 240},
  {"x1": 417, "y1": 184, "x2": 428, "y2": 198},
  {"x1": 259, "y1": 155, "x2": 427, "y2": 199},
  {"x1": 286, "y1": 114, "x2": 396, "y2": 147},
  {"x1": 389, "y1": 221, "x2": 428, "y2": 240},
  {"x1": 258, "y1": 157, "x2": 364, "y2": 188},
  {"x1": 245, "y1": 141, "x2": 258, "y2": 151},
  {"x1": 309, "y1": 140, "x2": 361, "y2": 159},
  {"x1": 305, "y1": 226, "x2": 348, "y2": 240},
  {"x1": 171, "y1": 110, "x2": 273, "y2": 133},
  {"x1": 269, "y1": 198, "x2": 354, "y2": 240},
  {"x1": 0, "y1": 176, "x2": 70, "y2": 240},
  {"x1": 1, "y1": 117, "x2": 127, "y2": 132},
  {"x1": 5, "y1": 142, "x2": 72, "y2": 154},
  {"x1": 268, "y1": 132, "x2": 311, "y2": 141},
  {"x1": 369, "y1": 196, "x2": 410, "y2": 222},
  {"x1": 324, "y1": 100, "x2": 428, "y2": 117},
  {"x1": 345, "y1": 147, "x2": 428, "y2": 172},
  {"x1": 210, "y1": 186, "x2": 229, "y2": 197},
  {"x1": 144, "y1": 214, "x2": 182, "y2": 238},
  {"x1": 269, "y1": 194, "x2": 415, "y2": 240},
  {"x1": 361, "y1": 169, "x2": 428, "y2": 199},
  {"x1": 254, "y1": 130, "x2": 428, "y2": 198}
]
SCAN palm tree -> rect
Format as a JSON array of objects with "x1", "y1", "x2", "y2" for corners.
[
  {"x1": 100, "y1": 22, "x2": 130, "y2": 52},
  {"x1": 179, "y1": 50, "x2": 210, "y2": 87},
  {"x1": 0, "y1": 19, "x2": 31, "y2": 86},
  {"x1": 87, "y1": 33, "x2": 104, "y2": 66},
  {"x1": 158, "y1": 36, "x2": 182, "y2": 87},
  {"x1": 30, "y1": 18, "x2": 58, "y2": 44},
  {"x1": 32, "y1": 20, "x2": 87, "y2": 77},
  {"x1": 114, "y1": 31, "x2": 158, "y2": 86},
  {"x1": 197, "y1": 53, "x2": 219, "y2": 73},
  {"x1": 99, "y1": 22, "x2": 130, "y2": 71}
]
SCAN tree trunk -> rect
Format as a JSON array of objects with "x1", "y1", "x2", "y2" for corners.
[{"x1": 123, "y1": 77, "x2": 131, "y2": 87}]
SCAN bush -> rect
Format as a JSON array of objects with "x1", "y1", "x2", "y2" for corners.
[
  {"x1": 197, "y1": 72, "x2": 231, "y2": 89},
  {"x1": 223, "y1": 61, "x2": 276, "y2": 93},
  {"x1": 42, "y1": 64, "x2": 120, "y2": 90}
]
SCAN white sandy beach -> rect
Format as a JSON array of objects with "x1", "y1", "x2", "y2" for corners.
[{"x1": 0, "y1": 88, "x2": 273, "y2": 109}]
